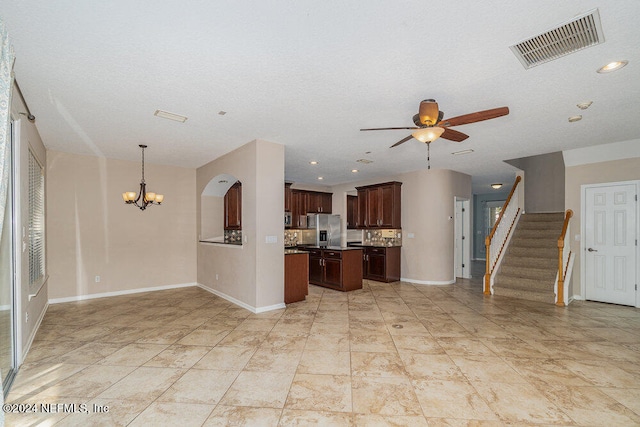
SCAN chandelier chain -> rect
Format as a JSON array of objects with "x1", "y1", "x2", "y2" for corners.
[{"x1": 141, "y1": 145, "x2": 145, "y2": 183}]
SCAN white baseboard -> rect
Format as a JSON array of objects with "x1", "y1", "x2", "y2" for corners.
[
  {"x1": 21, "y1": 301, "x2": 48, "y2": 364},
  {"x1": 48, "y1": 282, "x2": 198, "y2": 304},
  {"x1": 400, "y1": 277, "x2": 456, "y2": 286},
  {"x1": 197, "y1": 283, "x2": 286, "y2": 313}
]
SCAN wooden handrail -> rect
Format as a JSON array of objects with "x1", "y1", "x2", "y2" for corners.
[
  {"x1": 484, "y1": 176, "x2": 522, "y2": 294},
  {"x1": 556, "y1": 209, "x2": 573, "y2": 306},
  {"x1": 485, "y1": 176, "x2": 521, "y2": 245}
]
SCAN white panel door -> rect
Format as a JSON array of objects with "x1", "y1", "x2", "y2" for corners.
[{"x1": 585, "y1": 184, "x2": 637, "y2": 306}]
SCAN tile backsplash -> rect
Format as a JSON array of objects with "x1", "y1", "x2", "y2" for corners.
[
  {"x1": 224, "y1": 229, "x2": 243, "y2": 244},
  {"x1": 362, "y1": 229, "x2": 402, "y2": 246}
]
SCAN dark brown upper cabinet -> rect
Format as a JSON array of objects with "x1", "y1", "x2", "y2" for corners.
[
  {"x1": 224, "y1": 181, "x2": 242, "y2": 230},
  {"x1": 355, "y1": 181, "x2": 401, "y2": 229}
]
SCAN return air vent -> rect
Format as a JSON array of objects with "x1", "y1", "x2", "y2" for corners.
[{"x1": 510, "y1": 9, "x2": 604, "y2": 69}]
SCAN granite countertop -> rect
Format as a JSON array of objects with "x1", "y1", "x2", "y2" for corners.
[
  {"x1": 199, "y1": 239, "x2": 242, "y2": 246},
  {"x1": 298, "y1": 245, "x2": 363, "y2": 251},
  {"x1": 347, "y1": 243, "x2": 402, "y2": 248},
  {"x1": 284, "y1": 249, "x2": 309, "y2": 255}
]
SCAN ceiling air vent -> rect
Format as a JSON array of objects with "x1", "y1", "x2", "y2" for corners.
[{"x1": 510, "y1": 9, "x2": 604, "y2": 69}]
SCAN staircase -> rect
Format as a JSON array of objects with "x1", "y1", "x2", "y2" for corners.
[{"x1": 493, "y1": 213, "x2": 564, "y2": 304}]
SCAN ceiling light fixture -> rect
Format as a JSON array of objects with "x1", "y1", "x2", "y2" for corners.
[
  {"x1": 577, "y1": 101, "x2": 593, "y2": 110},
  {"x1": 154, "y1": 109, "x2": 188, "y2": 123},
  {"x1": 351, "y1": 169, "x2": 359, "y2": 173},
  {"x1": 412, "y1": 127, "x2": 445, "y2": 143},
  {"x1": 411, "y1": 127, "x2": 445, "y2": 170},
  {"x1": 568, "y1": 115, "x2": 582, "y2": 123},
  {"x1": 122, "y1": 145, "x2": 164, "y2": 211},
  {"x1": 356, "y1": 159, "x2": 373, "y2": 164},
  {"x1": 491, "y1": 183, "x2": 503, "y2": 189},
  {"x1": 317, "y1": 176, "x2": 324, "y2": 180},
  {"x1": 597, "y1": 60, "x2": 628, "y2": 73},
  {"x1": 309, "y1": 161, "x2": 318, "y2": 165}
]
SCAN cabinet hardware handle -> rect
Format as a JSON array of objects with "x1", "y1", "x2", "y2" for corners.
[{"x1": 587, "y1": 248, "x2": 598, "y2": 252}]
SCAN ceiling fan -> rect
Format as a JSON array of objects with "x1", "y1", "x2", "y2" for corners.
[
  {"x1": 360, "y1": 99, "x2": 509, "y2": 168},
  {"x1": 361, "y1": 99, "x2": 509, "y2": 146}
]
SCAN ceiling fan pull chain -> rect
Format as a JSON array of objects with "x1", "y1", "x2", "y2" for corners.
[{"x1": 427, "y1": 142, "x2": 431, "y2": 170}]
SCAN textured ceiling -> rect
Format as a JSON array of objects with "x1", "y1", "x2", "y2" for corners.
[{"x1": 2, "y1": 1, "x2": 639, "y2": 193}]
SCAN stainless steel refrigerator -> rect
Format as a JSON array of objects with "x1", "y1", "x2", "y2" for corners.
[{"x1": 307, "y1": 214, "x2": 341, "y2": 247}]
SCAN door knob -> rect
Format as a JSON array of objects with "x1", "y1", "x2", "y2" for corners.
[{"x1": 587, "y1": 248, "x2": 598, "y2": 252}]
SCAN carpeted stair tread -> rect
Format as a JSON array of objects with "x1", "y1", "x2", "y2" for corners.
[
  {"x1": 494, "y1": 275, "x2": 555, "y2": 292},
  {"x1": 492, "y1": 211, "x2": 564, "y2": 304},
  {"x1": 507, "y1": 246, "x2": 557, "y2": 259},
  {"x1": 499, "y1": 265, "x2": 557, "y2": 281},
  {"x1": 519, "y1": 213, "x2": 565, "y2": 222},
  {"x1": 493, "y1": 287, "x2": 556, "y2": 304},
  {"x1": 502, "y1": 256, "x2": 557, "y2": 269}
]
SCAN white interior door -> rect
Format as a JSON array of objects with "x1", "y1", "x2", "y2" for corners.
[{"x1": 584, "y1": 183, "x2": 637, "y2": 306}]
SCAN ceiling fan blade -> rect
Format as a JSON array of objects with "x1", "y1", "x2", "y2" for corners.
[
  {"x1": 390, "y1": 135, "x2": 414, "y2": 148},
  {"x1": 438, "y1": 107, "x2": 509, "y2": 127},
  {"x1": 441, "y1": 127, "x2": 469, "y2": 142},
  {"x1": 360, "y1": 127, "x2": 420, "y2": 131}
]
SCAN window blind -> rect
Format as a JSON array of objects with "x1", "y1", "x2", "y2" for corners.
[{"x1": 28, "y1": 149, "x2": 45, "y2": 288}]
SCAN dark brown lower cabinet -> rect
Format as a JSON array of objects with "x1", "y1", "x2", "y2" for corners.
[
  {"x1": 305, "y1": 248, "x2": 363, "y2": 291},
  {"x1": 285, "y1": 252, "x2": 309, "y2": 304},
  {"x1": 362, "y1": 246, "x2": 401, "y2": 283}
]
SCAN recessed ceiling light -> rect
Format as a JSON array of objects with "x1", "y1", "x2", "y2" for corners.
[
  {"x1": 356, "y1": 159, "x2": 373, "y2": 164},
  {"x1": 218, "y1": 111, "x2": 227, "y2": 115},
  {"x1": 317, "y1": 176, "x2": 324, "y2": 180},
  {"x1": 451, "y1": 149, "x2": 474, "y2": 155},
  {"x1": 491, "y1": 183, "x2": 503, "y2": 189},
  {"x1": 365, "y1": 151, "x2": 372, "y2": 154},
  {"x1": 568, "y1": 115, "x2": 582, "y2": 123},
  {"x1": 597, "y1": 60, "x2": 628, "y2": 73},
  {"x1": 218, "y1": 180, "x2": 228, "y2": 184},
  {"x1": 351, "y1": 169, "x2": 359, "y2": 173},
  {"x1": 154, "y1": 109, "x2": 188, "y2": 123},
  {"x1": 309, "y1": 161, "x2": 318, "y2": 165}
]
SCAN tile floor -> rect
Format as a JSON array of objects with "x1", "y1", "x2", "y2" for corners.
[{"x1": 5, "y1": 271, "x2": 640, "y2": 426}]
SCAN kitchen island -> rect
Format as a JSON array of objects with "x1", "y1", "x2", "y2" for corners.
[{"x1": 298, "y1": 246, "x2": 363, "y2": 292}]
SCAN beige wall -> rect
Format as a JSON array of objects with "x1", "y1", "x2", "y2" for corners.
[
  {"x1": 197, "y1": 140, "x2": 284, "y2": 311},
  {"x1": 201, "y1": 195, "x2": 224, "y2": 239},
  {"x1": 46, "y1": 150, "x2": 197, "y2": 299},
  {"x1": 565, "y1": 156, "x2": 640, "y2": 298},
  {"x1": 331, "y1": 168, "x2": 472, "y2": 284}
]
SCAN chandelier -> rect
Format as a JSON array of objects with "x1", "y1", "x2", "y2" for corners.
[{"x1": 122, "y1": 144, "x2": 164, "y2": 210}]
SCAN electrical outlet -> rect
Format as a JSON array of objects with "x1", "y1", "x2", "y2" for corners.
[
  {"x1": 95, "y1": 275, "x2": 101, "y2": 283},
  {"x1": 25, "y1": 313, "x2": 29, "y2": 323}
]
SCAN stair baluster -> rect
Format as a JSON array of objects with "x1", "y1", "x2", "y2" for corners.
[{"x1": 484, "y1": 176, "x2": 522, "y2": 294}]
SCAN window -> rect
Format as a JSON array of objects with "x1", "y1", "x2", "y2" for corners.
[{"x1": 28, "y1": 148, "x2": 45, "y2": 290}]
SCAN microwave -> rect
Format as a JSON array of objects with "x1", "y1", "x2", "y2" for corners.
[{"x1": 284, "y1": 211, "x2": 292, "y2": 228}]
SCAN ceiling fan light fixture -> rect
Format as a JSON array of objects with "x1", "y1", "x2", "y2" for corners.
[
  {"x1": 412, "y1": 126, "x2": 444, "y2": 143},
  {"x1": 491, "y1": 183, "x2": 503, "y2": 189},
  {"x1": 418, "y1": 99, "x2": 439, "y2": 125}
]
